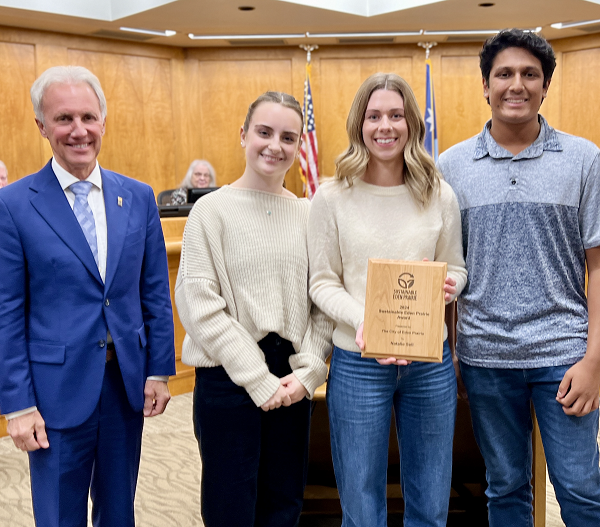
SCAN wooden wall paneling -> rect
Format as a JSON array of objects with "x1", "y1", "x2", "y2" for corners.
[
  {"x1": 318, "y1": 56, "x2": 414, "y2": 177},
  {"x1": 171, "y1": 58, "x2": 204, "y2": 190},
  {"x1": 0, "y1": 42, "x2": 41, "y2": 181},
  {"x1": 169, "y1": 57, "x2": 190, "y2": 191},
  {"x1": 0, "y1": 25, "x2": 180, "y2": 61},
  {"x1": 540, "y1": 50, "x2": 561, "y2": 131},
  {"x1": 67, "y1": 49, "x2": 176, "y2": 191},
  {"x1": 552, "y1": 32, "x2": 600, "y2": 54},
  {"x1": 34, "y1": 43, "x2": 68, "y2": 73},
  {"x1": 439, "y1": 55, "x2": 490, "y2": 153},
  {"x1": 196, "y1": 58, "x2": 293, "y2": 186},
  {"x1": 560, "y1": 47, "x2": 600, "y2": 146}
]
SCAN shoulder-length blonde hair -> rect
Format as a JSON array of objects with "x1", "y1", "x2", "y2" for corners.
[{"x1": 335, "y1": 72, "x2": 440, "y2": 207}]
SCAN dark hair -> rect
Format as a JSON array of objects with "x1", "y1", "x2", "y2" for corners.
[
  {"x1": 242, "y1": 91, "x2": 303, "y2": 141},
  {"x1": 480, "y1": 29, "x2": 556, "y2": 87}
]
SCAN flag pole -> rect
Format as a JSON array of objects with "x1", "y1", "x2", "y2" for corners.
[
  {"x1": 298, "y1": 45, "x2": 319, "y2": 198},
  {"x1": 418, "y1": 42, "x2": 439, "y2": 161},
  {"x1": 300, "y1": 44, "x2": 318, "y2": 64},
  {"x1": 417, "y1": 41, "x2": 437, "y2": 59},
  {"x1": 299, "y1": 45, "x2": 317, "y2": 144}
]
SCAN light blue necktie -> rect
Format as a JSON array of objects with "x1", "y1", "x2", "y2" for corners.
[{"x1": 70, "y1": 181, "x2": 99, "y2": 266}]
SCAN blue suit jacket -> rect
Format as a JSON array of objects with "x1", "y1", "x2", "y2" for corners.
[{"x1": 0, "y1": 161, "x2": 176, "y2": 429}]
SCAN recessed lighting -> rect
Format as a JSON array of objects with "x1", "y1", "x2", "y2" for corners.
[
  {"x1": 423, "y1": 29, "x2": 500, "y2": 36},
  {"x1": 188, "y1": 33, "x2": 304, "y2": 40},
  {"x1": 238, "y1": 6, "x2": 255, "y2": 10},
  {"x1": 306, "y1": 31, "x2": 423, "y2": 38},
  {"x1": 551, "y1": 18, "x2": 600, "y2": 29},
  {"x1": 478, "y1": 3, "x2": 495, "y2": 6},
  {"x1": 120, "y1": 27, "x2": 176, "y2": 37}
]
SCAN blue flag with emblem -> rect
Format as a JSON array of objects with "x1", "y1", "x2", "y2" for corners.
[{"x1": 424, "y1": 58, "x2": 438, "y2": 162}]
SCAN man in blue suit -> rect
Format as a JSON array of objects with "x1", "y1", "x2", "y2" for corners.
[{"x1": 0, "y1": 65, "x2": 176, "y2": 527}]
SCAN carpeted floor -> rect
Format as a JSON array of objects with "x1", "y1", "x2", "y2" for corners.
[{"x1": 0, "y1": 393, "x2": 577, "y2": 526}]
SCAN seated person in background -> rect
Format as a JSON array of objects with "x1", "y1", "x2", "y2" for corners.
[
  {"x1": 0, "y1": 160, "x2": 8, "y2": 188},
  {"x1": 169, "y1": 159, "x2": 217, "y2": 204}
]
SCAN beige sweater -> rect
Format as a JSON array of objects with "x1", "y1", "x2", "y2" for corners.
[
  {"x1": 308, "y1": 178, "x2": 467, "y2": 353},
  {"x1": 175, "y1": 186, "x2": 332, "y2": 406}
]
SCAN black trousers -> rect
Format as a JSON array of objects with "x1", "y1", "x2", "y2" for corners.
[{"x1": 193, "y1": 333, "x2": 311, "y2": 527}]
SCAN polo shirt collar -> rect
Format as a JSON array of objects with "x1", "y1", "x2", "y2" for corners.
[{"x1": 473, "y1": 115, "x2": 563, "y2": 161}]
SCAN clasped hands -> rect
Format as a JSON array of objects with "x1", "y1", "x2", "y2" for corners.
[{"x1": 261, "y1": 373, "x2": 308, "y2": 412}]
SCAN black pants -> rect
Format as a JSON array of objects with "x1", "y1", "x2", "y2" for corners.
[{"x1": 193, "y1": 333, "x2": 311, "y2": 527}]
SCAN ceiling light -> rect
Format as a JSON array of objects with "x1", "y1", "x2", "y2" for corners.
[
  {"x1": 423, "y1": 29, "x2": 500, "y2": 35},
  {"x1": 188, "y1": 33, "x2": 305, "y2": 40},
  {"x1": 423, "y1": 27, "x2": 540, "y2": 36},
  {"x1": 551, "y1": 19, "x2": 600, "y2": 29},
  {"x1": 307, "y1": 31, "x2": 423, "y2": 38},
  {"x1": 120, "y1": 27, "x2": 176, "y2": 37}
]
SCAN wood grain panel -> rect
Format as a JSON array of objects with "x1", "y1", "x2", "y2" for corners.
[
  {"x1": 540, "y1": 50, "x2": 561, "y2": 131},
  {"x1": 172, "y1": 58, "x2": 203, "y2": 186},
  {"x1": 439, "y1": 55, "x2": 490, "y2": 153},
  {"x1": 318, "y1": 57, "x2": 413, "y2": 177},
  {"x1": 560, "y1": 47, "x2": 600, "y2": 146},
  {"x1": 196, "y1": 59, "x2": 293, "y2": 186},
  {"x1": 66, "y1": 49, "x2": 176, "y2": 192},
  {"x1": 0, "y1": 42, "x2": 41, "y2": 181}
]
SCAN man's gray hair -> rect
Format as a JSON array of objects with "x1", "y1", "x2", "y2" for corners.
[
  {"x1": 0, "y1": 160, "x2": 6, "y2": 174},
  {"x1": 30, "y1": 66, "x2": 107, "y2": 125}
]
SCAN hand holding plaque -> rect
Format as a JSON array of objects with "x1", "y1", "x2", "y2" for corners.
[{"x1": 362, "y1": 259, "x2": 447, "y2": 362}]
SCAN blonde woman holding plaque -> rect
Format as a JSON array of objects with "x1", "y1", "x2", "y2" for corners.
[{"x1": 307, "y1": 73, "x2": 467, "y2": 527}]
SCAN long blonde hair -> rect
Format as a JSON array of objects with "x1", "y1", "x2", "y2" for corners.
[{"x1": 335, "y1": 72, "x2": 440, "y2": 207}]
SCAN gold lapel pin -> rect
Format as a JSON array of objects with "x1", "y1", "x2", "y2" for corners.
[{"x1": 118, "y1": 196, "x2": 123, "y2": 207}]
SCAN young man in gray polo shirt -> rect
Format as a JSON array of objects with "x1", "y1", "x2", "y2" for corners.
[{"x1": 438, "y1": 29, "x2": 600, "y2": 526}]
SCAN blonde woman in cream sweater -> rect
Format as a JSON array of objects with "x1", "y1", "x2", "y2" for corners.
[
  {"x1": 308, "y1": 73, "x2": 467, "y2": 527},
  {"x1": 175, "y1": 92, "x2": 332, "y2": 527}
]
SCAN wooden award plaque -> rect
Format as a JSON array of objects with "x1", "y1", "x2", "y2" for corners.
[{"x1": 362, "y1": 259, "x2": 447, "y2": 362}]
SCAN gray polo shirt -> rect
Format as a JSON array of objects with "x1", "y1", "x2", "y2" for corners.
[{"x1": 438, "y1": 116, "x2": 600, "y2": 368}]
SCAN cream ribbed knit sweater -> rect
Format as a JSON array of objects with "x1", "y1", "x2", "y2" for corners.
[
  {"x1": 308, "y1": 178, "x2": 467, "y2": 354},
  {"x1": 175, "y1": 186, "x2": 332, "y2": 407}
]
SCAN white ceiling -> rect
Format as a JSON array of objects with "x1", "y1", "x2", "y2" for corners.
[{"x1": 0, "y1": 0, "x2": 600, "y2": 48}]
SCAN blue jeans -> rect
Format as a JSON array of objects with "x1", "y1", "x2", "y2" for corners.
[
  {"x1": 460, "y1": 361, "x2": 600, "y2": 527},
  {"x1": 327, "y1": 342, "x2": 456, "y2": 527}
]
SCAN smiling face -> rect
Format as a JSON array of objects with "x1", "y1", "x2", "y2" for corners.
[
  {"x1": 191, "y1": 162, "x2": 211, "y2": 188},
  {"x1": 484, "y1": 46, "x2": 549, "y2": 130},
  {"x1": 362, "y1": 89, "x2": 408, "y2": 167},
  {"x1": 36, "y1": 82, "x2": 106, "y2": 180},
  {"x1": 240, "y1": 101, "x2": 302, "y2": 184}
]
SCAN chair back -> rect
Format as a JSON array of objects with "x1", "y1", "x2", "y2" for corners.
[{"x1": 157, "y1": 189, "x2": 177, "y2": 205}]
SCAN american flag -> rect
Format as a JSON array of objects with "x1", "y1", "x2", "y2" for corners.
[
  {"x1": 424, "y1": 58, "x2": 439, "y2": 162},
  {"x1": 299, "y1": 64, "x2": 319, "y2": 199}
]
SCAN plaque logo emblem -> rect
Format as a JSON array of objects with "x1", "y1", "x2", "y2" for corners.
[{"x1": 398, "y1": 272, "x2": 415, "y2": 289}]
